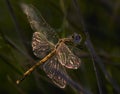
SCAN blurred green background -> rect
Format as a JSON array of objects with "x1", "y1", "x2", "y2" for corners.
[{"x1": 0, "y1": 0, "x2": 120, "y2": 94}]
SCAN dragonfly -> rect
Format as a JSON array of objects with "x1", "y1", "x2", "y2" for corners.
[{"x1": 16, "y1": 3, "x2": 82, "y2": 88}]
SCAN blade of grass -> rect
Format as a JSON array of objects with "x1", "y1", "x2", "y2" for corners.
[{"x1": 72, "y1": 0, "x2": 120, "y2": 93}]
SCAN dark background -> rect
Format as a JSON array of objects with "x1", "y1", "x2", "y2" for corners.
[{"x1": 0, "y1": 0, "x2": 120, "y2": 94}]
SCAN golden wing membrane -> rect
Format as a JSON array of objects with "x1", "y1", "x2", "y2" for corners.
[
  {"x1": 42, "y1": 55, "x2": 66, "y2": 88},
  {"x1": 56, "y1": 42, "x2": 81, "y2": 69},
  {"x1": 32, "y1": 32, "x2": 54, "y2": 58}
]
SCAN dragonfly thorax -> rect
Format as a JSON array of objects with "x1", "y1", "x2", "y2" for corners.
[{"x1": 55, "y1": 38, "x2": 72, "y2": 49}]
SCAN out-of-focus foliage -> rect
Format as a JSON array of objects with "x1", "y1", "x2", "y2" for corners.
[{"x1": 0, "y1": 0, "x2": 120, "y2": 94}]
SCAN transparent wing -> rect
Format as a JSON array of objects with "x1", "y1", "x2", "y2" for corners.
[
  {"x1": 68, "y1": 45, "x2": 84, "y2": 58},
  {"x1": 42, "y1": 55, "x2": 66, "y2": 88},
  {"x1": 56, "y1": 42, "x2": 81, "y2": 69},
  {"x1": 21, "y1": 3, "x2": 58, "y2": 44},
  {"x1": 32, "y1": 32, "x2": 54, "y2": 58}
]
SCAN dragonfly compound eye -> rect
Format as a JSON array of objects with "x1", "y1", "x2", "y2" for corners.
[{"x1": 73, "y1": 33, "x2": 82, "y2": 44}]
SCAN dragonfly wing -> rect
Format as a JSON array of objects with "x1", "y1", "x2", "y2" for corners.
[
  {"x1": 32, "y1": 32, "x2": 54, "y2": 58},
  {"x1": 21, "y1": 3, "x2": 59, "y2": 44},
  {"x1": 56, "y1": 42, "x2": 81, "y2": 69},
  {"x1": 42, "y1": 55, "x2": 66, "y2": 88}
]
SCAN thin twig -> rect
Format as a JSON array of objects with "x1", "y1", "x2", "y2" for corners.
[
  {"x1": 72, "y1": 0, "x2": 102, "y2": 94},
  {"x1": 5, "y1": 0, "x2": 30, "y2": 55},
  {"x1": 0, "y1": 32, "x2": 34, "y2": 63},
  {"x1": 5, "y1": 0, "x2": 22, "y2": 40},
  {"x1": 72, "y1": 0, "x2": 120, "y2": 93}
]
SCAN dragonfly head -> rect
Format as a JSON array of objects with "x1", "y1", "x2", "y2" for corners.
[{"x1": 72, "y1": 33, "x2": 82, "y2": 44}]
